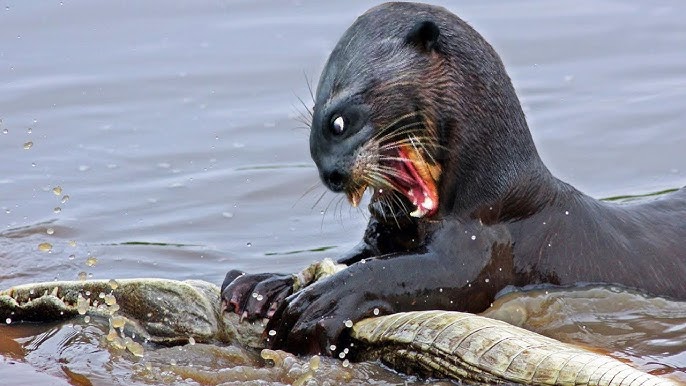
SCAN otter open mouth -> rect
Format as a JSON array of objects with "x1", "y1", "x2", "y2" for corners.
[
  {"x1": 345, "y1": 144, "x2": 439, "y2": 218},
  {"x1": 394, "y1": 145, "x2": 439, "y2": 217}
]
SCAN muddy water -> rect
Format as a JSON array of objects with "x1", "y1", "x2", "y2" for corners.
[{"x1": 1, "y1": 0, "x2": 685, "y2": 384}]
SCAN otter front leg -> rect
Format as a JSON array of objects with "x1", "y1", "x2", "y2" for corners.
[{"x1": 265, "y1": 250, "x2": 492, "y2": 355}]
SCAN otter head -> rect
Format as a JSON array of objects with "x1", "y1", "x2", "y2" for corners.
[{"x1": 309, "y1": 3, "x2": 536, "y2": 220}]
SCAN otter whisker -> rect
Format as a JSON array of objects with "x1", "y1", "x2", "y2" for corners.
[
  {"x1": 334, "y1": 194, "x2": 346, "y2": 224},
  {"x1": 363, "y1": 171, "x2": 398, "y2": 192},
  {"x1": 320, "y1": 194, "x2": 339, "y2": 230},
  {"x1": 368, "y1": 165, "x2": 414, "y2": 186},
  {"x1": 372, "y1": 113, "x2": 424, "y2": 141},
  {"x1": 364, "y1": 166, "x2": 406, "y2": 186},
  {"x1": 295, "y1": 94, "x2": 314, "y2": 120},
  {"x1": 303, "y1": 71, "x2": 315, "y2": 105},
  {"x1": 311, "y1": 190, "x2": 328, "y2": 210},
  {"x1": 409, "y1": 134, "x2": 440, "y2": 165},
  {"x1": 388, "y1": 192, "x2": 411, "y2": 217},
  {"x1": 295, "y1": 181, "x2": 324, "y2": 208}
]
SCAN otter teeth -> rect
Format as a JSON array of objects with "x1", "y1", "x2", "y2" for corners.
[{"x1": 409, "y1": 193, "x2": 435, "y2": 218}]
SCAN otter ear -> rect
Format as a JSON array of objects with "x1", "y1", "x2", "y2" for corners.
[{"x1": 406, "y1": 20, "x2": 440, "y2": 52}]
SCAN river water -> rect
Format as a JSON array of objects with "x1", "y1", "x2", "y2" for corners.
[{"x1": 1, "y1": 0, "x2": 685, "y2": 384}]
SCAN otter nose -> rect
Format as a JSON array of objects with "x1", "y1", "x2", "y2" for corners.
[{"x1": 321, "y1": 169, "x2": 348, "y2": 192}]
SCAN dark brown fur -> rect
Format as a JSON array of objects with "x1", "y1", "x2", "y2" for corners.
[{"x1": 222, "y1": 2, "x2": 686, "y2": 355}]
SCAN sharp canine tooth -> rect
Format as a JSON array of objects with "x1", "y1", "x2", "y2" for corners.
[
  {"x1": 423, "y1": 197, "x2": 434, "y2": 209},
  {"x1": 410, "y1": 206, "x2": 427, "y2": 218}
]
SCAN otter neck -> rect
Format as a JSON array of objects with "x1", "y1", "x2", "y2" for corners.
[{"x1": 436, "y1": 86, "x2": 558, "y2": 220}]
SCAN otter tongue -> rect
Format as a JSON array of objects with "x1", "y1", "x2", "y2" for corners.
[{"x1": 398, "y1": 147, "x2": 436, "y2": 218}]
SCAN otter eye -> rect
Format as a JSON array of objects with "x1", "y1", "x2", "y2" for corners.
[{"x1": 331, "y1": 115, "x2": 345, "y2": 135}]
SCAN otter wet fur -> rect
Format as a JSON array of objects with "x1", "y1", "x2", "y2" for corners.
[{"x1": 221, "y1": 2, "x2": 686, "y2": 355}]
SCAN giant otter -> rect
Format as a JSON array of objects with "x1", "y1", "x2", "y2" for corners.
[{"x1": 222, "y1": 2, "x2": 686, "y2": 355}]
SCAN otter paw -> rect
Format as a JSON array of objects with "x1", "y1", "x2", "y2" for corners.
[
  {"x1": 220, "y1": 270, "x2": 295, "y2": 321},
  {"x1": 264, "y1": 275, "x2": 390, "y2": 356}
]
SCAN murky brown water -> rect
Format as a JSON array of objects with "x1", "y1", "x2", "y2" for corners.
[{"x1": 1, "y1": 0, "x2": 685, "y2": 384}]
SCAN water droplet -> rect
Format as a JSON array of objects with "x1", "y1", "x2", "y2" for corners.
[
  {"x1": 103, "y1": 293, "x2": 116, "y2": 305},
  {"x1": 246, "y1": 242, "x2": 252, "y2": 247},
  {"x1": 5, "y1": 318, "x2": 10, "y2": 324},
  {"x1": 23, "y1": 141, "x2": 33, "y2": 150},
  {"x1": 251, "y1": 292, "x2": 258, "y2": 298},
  {"x1": 111, "y1": 315, "x2": 126, "y2": 328},
  {"x1": 373, "y1": 308, "x2": 379, "y2": 316},
  {"x1": 46, "y1": 227, "x2": 54, "y2": 235},
  {"x1": 344, "y1": 319, "x2": 353, "y2": 328},
  {"x1": 38, "y1": 242, "x2": 52, "y2": 252},
  {"x1": 484, "y1": 278, "x2": 490, "y2": 283},
  {"x1": 106, "y1": 328, "x2": 118, "y2": 343},
  {"x1": 221, "y1": 212, "x2": 234, "y2": 218},
  {"x1": 565, "y1": 211, "x2": 569, "y2": 215},
  {"x1": 76, "y1": 294, "x2": 89, "y2": 315},
  {"x1": 342, "y1": 359, "x2": 350, "y2": 367},
  {"x1": 256, "y1": 294, "x2": 263, "y2": 301},
  {"x1": 127, "y1": 341, "x2": 145, "y2": 357},
  {"x1": 188, "y1": 336, "x2": 196, "y2": 345},
  {"x1": 329, "y1": 344, "x2": 336, "y2": 352},
  {"x1": 470, "y1": 235, "x2": 476, "y2": 240},
  {"x1": 108, "y1": 279, "x2": 119, "y2": 289},
  {"x1": 268, "y1": 330, "x2": 276, "y2": 336},
  {"x1": 2, "y1": 129, "x2": 7, "y2": 134},
  {"x1": 170, "y1": 359, "x2": 177, "y2": 366},
  {"x1": 68, "y1": 240, "x2": 76, "y2": 247},
  {"x1": 309, "y1": 355, "x2": 320, "y2": 370},
  {"x1": 78, "y1": 165, "x2": 90, "y2": 172},
  {"x1": 61, "y1": 195, "x2": 70, "y2": 204},
  {"x1": 86, "y1": 256, "x2": 98, "y2": 267},
  {"x1": 84, "y1": 315, "x2": 91, "y2": 323},
  {"x1": 53, "y1": 207, "x2": 61, "y2": 213},
  {"x1": 338, "y1": 351, "x2": 345, "y2": 359},
  {"x1": 27, "y1": 127, "x2": 32, "y2": 134}
]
